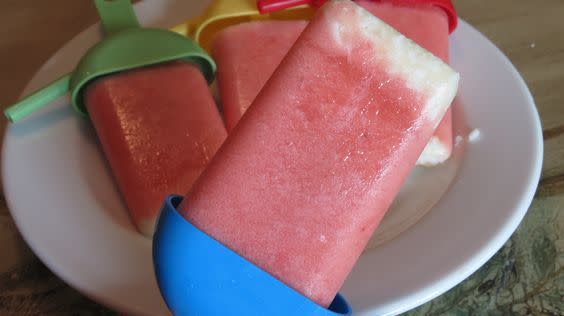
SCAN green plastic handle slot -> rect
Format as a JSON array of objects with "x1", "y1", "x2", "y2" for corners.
[
  {"x1": 94, "y1": 0, "x2": 140, "y2": 35},
  {"x1": 4, "y1": 75, "x2": 71, "y2": 123}
]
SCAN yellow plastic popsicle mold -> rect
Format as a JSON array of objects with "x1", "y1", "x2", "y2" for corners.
[{"x1": 172, "y1": 0, "x2": 315, "y2": 52}]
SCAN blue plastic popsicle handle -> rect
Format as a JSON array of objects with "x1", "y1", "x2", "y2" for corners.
[{"x1": 152, "y1": 195, "x2": 352, "y2": 316}]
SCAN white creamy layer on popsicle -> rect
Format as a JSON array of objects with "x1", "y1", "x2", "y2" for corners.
[{"x1": 328, "y1": 0, "x2": 458, "y2": 123}]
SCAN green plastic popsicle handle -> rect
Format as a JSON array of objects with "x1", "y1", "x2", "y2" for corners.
[
  {"x1": 4, "y1": 0, "x2": 216, "y2": 122},
  {"x1": 4, "y1": 75, "x2": 70, "y2": 123},
  {"x1": 69, "y1": 28, "x2": 216, "y2": 116},
  {"x1": 94, "y1": 0, "x2": 140, "y2": 35}
]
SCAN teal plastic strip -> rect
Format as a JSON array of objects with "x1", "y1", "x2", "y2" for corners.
[
  {"x1": 94, "y1": 0, "x2": 140, "y2": 35},
  {"x1": 4, "y1": 74, "x2": 71, "y2": 123}
]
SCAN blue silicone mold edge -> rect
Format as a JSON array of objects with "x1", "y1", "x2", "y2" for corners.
[{"x1": 152, "y1": 195, "x2": 352, "y2": 316}]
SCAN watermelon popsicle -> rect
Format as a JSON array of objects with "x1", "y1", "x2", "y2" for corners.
[
  {"x1": 212, "y1": 0, "x2": 457, "y2": 165},
  {"x1": 213, "y1": 20, "x2": 308, "y2": 131},
  {"x1": 85, "y1": 61, "x2": 227, "y2": 236},
  {"x1": 1, "y1": 0, "x2": 228, "y2": 238},
  {"x1": 180, "y1": 0, "x2": 458, "y2": 307}
]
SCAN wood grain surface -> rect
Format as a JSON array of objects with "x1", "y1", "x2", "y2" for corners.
[{"x1": 1, "y1": 0, "x2": 562, "y2": 315}]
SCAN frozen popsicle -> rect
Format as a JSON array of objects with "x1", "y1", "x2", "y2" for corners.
[
  {"x1": 85, "y1": 61, "x2": 227, "y2": 236},
  {"x1": 180, "y1": 0, "x2": 458, "y2": 307},
  {"x1": 356, "y1": 0, "x2": 454, "y2": 165},
  {"x1": 213, "y1": 20, "x2": 308, "y2": 131},
  {"x1": 213, "y1": 0, "x2": 455, "y2": 165}
]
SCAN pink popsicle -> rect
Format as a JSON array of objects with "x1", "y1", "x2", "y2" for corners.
[
  {"x1": 213, "y1": 0, "x2": 454, "y2": 165},
  {"x1": 213, "y1": 20, "x2": 308, "y2": 132},
  {"x1": 85, "y1": 61, "x2": 227, "y2": 236},
  {"x1": 180, "y1": 0, "x2": 458, "y2": 307}
]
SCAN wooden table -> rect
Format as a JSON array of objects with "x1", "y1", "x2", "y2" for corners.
[{"x1": 0, "y1": 0, "x2": 562, "y2": 314}]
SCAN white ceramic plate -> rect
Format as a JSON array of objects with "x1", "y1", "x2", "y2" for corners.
[{"x1": 2, "y1": 1, "x2": 542, "y2": 315}]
